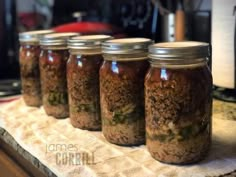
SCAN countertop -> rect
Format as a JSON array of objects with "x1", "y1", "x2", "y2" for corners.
[{"x1": 213, "y1": 99, "x2": 236, "y2": 121}]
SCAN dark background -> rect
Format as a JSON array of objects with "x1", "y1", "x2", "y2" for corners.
[{"x1": 0, "y1": 0, "x2": 211, "y2": 79}]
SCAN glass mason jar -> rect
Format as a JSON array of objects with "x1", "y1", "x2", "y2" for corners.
[
  {"x1": 145, "y1": 42, "x2": 212, "y2": 164},
  {"x1": 67, "y1": 35, "x2": 112, "y2": 130},
  {"x1": 100, "y1": 38, "x2": 153, "y2": 145},
  {"x1": 19, "y1": 30, "x2": 53, "y2": 107},
  {"x1": 39, "y1": 33, "x2": 78, "y2": 118}
]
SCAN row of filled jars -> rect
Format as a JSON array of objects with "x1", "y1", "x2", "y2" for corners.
[{"x1": 19, "y1": 30, "x2": 212, "y2": 165}]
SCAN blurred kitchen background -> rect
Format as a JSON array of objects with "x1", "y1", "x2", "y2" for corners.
[{"x1": 0, "y1": 0, "x2": 235, "y2": 101}]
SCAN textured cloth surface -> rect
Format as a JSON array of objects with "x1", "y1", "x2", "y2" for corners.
[{"x1": 0, "y1": 98, "x2": 236, "y2": 177}]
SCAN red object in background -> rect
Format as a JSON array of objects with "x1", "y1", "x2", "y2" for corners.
[
  {"x1": 53, "y1": 22, "x2": 125, "y2": 38},
  {"x1": 19, "y1": 13, "x2": 38, "y2": 29}
]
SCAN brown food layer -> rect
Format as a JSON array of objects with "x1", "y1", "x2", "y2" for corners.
[
  {"x1": 22, "y1": 94, "x2": 41, "y2": 107},
  {"x1": 147, "y1": 131, "x2": 211, "y2": 164},
  {"x1": 100, "y1": 60, "x2": 148, "y2": 145},
  {"x1": 102, "y1": 119, "x2": 145, "y2": 146},
  {"x1": 43, "y1": 104, "x2": 69, "y2": 118},
  {"x1": 145, "y1": 66, "x2": 212, "y2": 164},
  {"x1": 67, "y1": 54, "x2": 102, "y2": 130},
  {"x1": 70, "y1": 112, "x2": 101, "y2": 130},
  {"x1": 39, "y1": 49, "x2": 69, "y2": 118},
  {"x1": 19, "y1": 45, "x2": 41, "y2": 107}
]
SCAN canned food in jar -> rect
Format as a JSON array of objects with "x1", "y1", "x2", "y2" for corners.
[
  {"x1": 100, "y1": 38, "x2": 153, "y2": 145},
  {"x1": 67, "y1": 35, "x2": 112, "y2": 130},
  {"x1": 145, "y1": 42, "x2": 212, "y2": 164},
  {"x1": 19, "y1": 30, "x2": 53, "y2": 107},
  {"x1": 39, "y1": 32, "x2": 78, "y2": 118}
]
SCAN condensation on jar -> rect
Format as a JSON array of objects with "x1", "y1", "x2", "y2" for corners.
[
  {"x1": 19, "y1": 30, "x2": 53, "y2": 107},
  {"x1": 39, "y1": 32, "x2": 78, "y2": 118},
  {"x1": 67, "y1": 35, "x2": 112, "y2": 130},
  {"x1": 145, "y1": 42, "x2": 213, "y2": 164},
  {"x1": 100, "y1": 38, "x2": 153, "y2": 146}
]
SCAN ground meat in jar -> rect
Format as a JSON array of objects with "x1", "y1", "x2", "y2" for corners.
[
  {"x1": 20, "y1": 44, "x2": 41, "y2": 107},
  {"x1": 67, "y1": 54, "x2": 102, "y2": 130},
  {"x1": 145, "y1": 66, "x2": 212, "y2": 164},
  {"x1": 40, "y1": 49, "x2": 69, "y2": 118},
  {"x1": 100, "y1": 60, "x2": 149, "y2": 145}
]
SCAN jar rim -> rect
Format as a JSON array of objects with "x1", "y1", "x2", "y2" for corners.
[
  {"x1": 68, "y1": 35, "x2": 112, "y2": 49},
  {"x1": 19, "y1": 30, "x2": 54, "y2": 42},
  {"x1": 40, "y1": 32, "x2": 79, "y2": 46},
  {"x1": 102, "y1": 38, "x2": 153, "y2": 54},
  {"x1": 149, "y1": 41, "x2": 210, "y2": 59}
]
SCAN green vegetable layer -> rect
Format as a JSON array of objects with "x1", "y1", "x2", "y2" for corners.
[
  {"x1": 48, "y1": 91, "x2": 68, "y2": 105},
  {"x1": 70, "y1": 103, "x2": 96, "y2": 113},
  {"x1": 103, "y1": 104, "x2": 144, "y2": 126},
  {"x1": 147, "y1": 122, "x2": 209, "y2": 142}
]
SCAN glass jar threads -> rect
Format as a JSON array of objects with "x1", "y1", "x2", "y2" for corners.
[
  {"x1": 19, "y1": 30, "x2": 53, "y2": 107},
  {"x1": 100, "y1": 38, "x2": 153, "y2": 145},
  {"x1": 145, "y1": 42, "x2": 212, "y2": 164},
  {"x1": 39, "y1": 33, "x2": 78, "y2": 118},
  {"x1": 67, "y1": 35, "x2": 112, "y2": 130}
]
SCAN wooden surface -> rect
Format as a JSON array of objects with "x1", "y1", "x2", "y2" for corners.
[
  {"x1": 0, "y1": 138, "x2": 47, "y2": 177},
  {"x1": 0, "y1": 148, "x2": 29, "y2": 177}
]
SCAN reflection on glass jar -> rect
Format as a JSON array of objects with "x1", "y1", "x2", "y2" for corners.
[
  {"x1": 67, "y1": 35, "x2": 112, "y2": 130},
  {"x1": 19, "y1": 30, "x2": 53, "y2": 107},
  {"x1": 39, "y1": 33, "x2": 78, "y2": 118},
  {"x1": 100, "y1": 38, "x2": 153, "y2": 146},
  {"x1": 145, "y1": 42, "x2": 212, "y2": 164}
]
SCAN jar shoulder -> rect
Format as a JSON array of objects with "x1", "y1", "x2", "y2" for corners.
[
  {"x1": 100, "y1": 60, "x2": 149, "y2": 77},
  {"x1": 145, "y1": 65, "x2": 212, "y2": 84}
]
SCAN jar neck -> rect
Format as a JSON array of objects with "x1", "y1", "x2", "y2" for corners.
[
  {"x1": 69, "y1": 48, "x2": 102, "y2": 55},
  {"x1": 103, "y1": 52, "x2": 148, "y2": 62},
  {"x1": 150, "y1": 57, "x2": 208, "y2": 69},
  {"x1": 20, "y1": 41, "x2": 39, "y2": 46},
  {"x1": 41, "y1": 45, "x2": 68, "y2": 50}
]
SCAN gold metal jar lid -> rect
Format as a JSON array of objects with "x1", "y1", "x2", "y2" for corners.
[
  {"x1": 149, "y1": 41, "x2": 210, "y2": 59},
  {"x1": 68, "y1": 35, "x2": 113, "y2": 49},
  {"x1": 40, "y1": 32, "x2": 79, "y2": 46},
  {"x1": 102, "y1": 38, "x2": 153, "y2": 54},
  {"x1": 19, "y1": 30, "x2": 54, "y2": 43}
]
